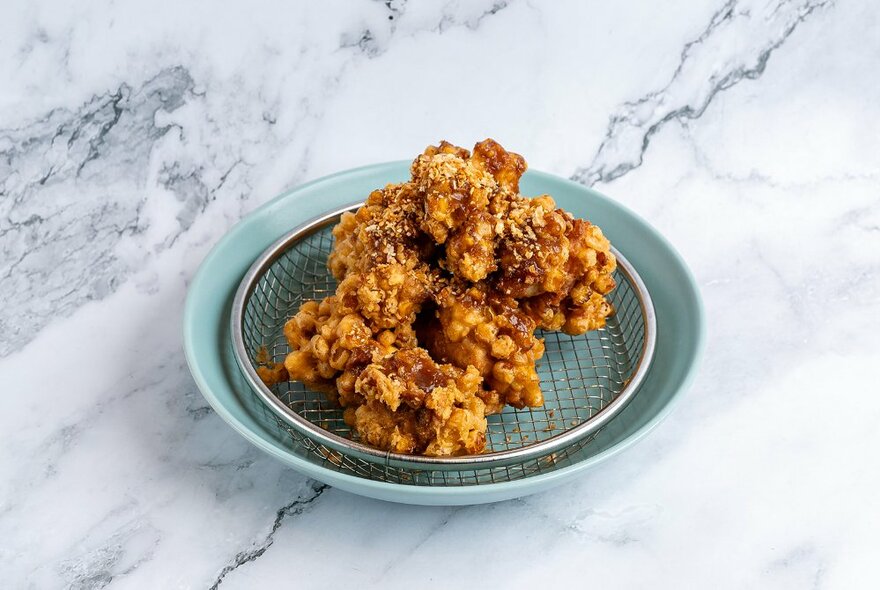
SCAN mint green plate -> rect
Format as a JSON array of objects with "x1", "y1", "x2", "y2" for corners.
[{"x1": 183, "y1": 163, "x2": 705, "y2": 505}]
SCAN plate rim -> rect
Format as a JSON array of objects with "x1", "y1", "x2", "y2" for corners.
[{"x1": 183, "y1": 161, "x2": 706, "y2": 503}]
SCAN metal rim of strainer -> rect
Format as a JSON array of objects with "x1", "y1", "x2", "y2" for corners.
[{"x1": 231, "y1": 202, "x2": 657, "y2": 471}]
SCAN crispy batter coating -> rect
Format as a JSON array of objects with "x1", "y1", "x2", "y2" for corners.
[
  {"x1": 412, "y1": 142, "x2": 499, "y2": 282},
  {"x1": 520, "y1": 218, "x2": 617, "y2": 334},
  {"x1": 336, "y1": 265, "x2": 434, "y2": 330},
  {"x1": 347, "y1": 348, "x2": 488, "y2": 456},
  {"x1": 261, "y1": 139, "x2": 618, "y2": 456},
  {"x1": 328, "y1": 183, "x2": 433, "y2": 279},
  {"x1": 491, "y1": 193, "x2": 571, "y2": 298},
  {"x1": 327, "y1": 183, "x2": 439, "y2": 329},
  {"x1": 419, "y1": 282, "x2": 544, "y2": 409},
  {"x1": 282, "y1": 296, "x2": 409, "y2": 406},
  {"x1": 471, "y1": 138, "x2": 528, "y2": 193}
]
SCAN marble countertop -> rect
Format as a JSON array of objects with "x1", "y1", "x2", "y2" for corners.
[{"x1": 2, "y1": 0, "x2": 878, "y2": 587}]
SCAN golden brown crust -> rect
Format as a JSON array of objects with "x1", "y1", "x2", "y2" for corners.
[
  {"x1": 412, "y1": 144, "x2": 499, "y2": 282},
  {"x1": 492, "y1": 194, "x2": 571, "y2": 298},
  {"x1": 351, "y1": 348, "x2": 488, "y2": 456},
  {"x1": 269, "y1": 139, "x2": 617, "y2": 456},
  {"x1": 520, "y1": 218, "x2": 617, "y2": 334},
  {"x1": 336, "y1": 265, "x2": 435, "y2": 330},
  {"x1": 327, "y1": 183, "x2": 436, "y2": 280},
  {"x1": 471, "y1": 138, "x2": 527, "y2": 192},
  {"x1": 282, "y1": 296, "x2": 398, "y2": 406},
  {"x1": 418, "y1": 282, "x2": 544, "y2": 409}
]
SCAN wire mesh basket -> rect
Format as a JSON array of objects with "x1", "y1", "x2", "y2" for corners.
[{"x1": 231, "y1": 203, "x2": 656, "y2": 485}]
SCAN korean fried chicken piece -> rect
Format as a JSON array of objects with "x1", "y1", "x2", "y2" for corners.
[
  {"x1": 470, "y1": 138, "x2": 527, "y2": 193},
  {"x1": 491, "y1": 193, "x2": 572, "y2": 299},
  {"x1": 418, "y1": 283, "x2": 545, "y2": 409},
  {"x1": 281, "y1": 296, "x2": 414, "y2": 407},
  {"x1": 441, "y1": 210, "x2": 498, "y2": 283},
  {"x1": 335, "y1": 265, "x2": 436, "y2": 330},
  {"x1": 521, "y1": 218, "x2": 618, "y2": 334},
  {"x1": 284, "y1": 298, "x2": 491, "y2": 456},
  {"x1": 487, "y1": 186, "x2": 617, "y2": 334},
  {"x1": 346, "y1": 348, "x2": 488, "y2": 456},
  {"x1": 327, "y1": 184, "x2": 439, "y2": 329},
  {"x1": 328, "y1": 182, "x2": 432, "y2": 279},
  {"x1": 411, "y1": 142, "x2": 499, "y2": 282},
  {"x1": 523, "y1": 289, "x2": 614, "y2": 335}
]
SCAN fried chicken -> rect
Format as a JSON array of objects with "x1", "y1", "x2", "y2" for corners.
[
  {"x1": 348, "y1": 348, "x2": 488, "y2": 456},
  {"x1": 281, "y1": 295, "x2": 410, "y2": 407},
  {"x1": 412, "y1": 141, "x2": 499, "y2": 282},
  {"x1": 491, "y1": 193, "x2": 571, "y2": 298},
  {"x1": 283, "y1": 298, "x2": 489, "y2": 454},
  {"x1": 327, "y1": 183, "x2": 439, "y2": 328},
  {"x1": 418, "y1": 282, "x2": 544, "y2": 410},
  {"x1": 260, "y1": 139, "x2": 618, "y2": 456},
  {"x1": 520, "y1": 217, "x2": 617, "y2": 334}
]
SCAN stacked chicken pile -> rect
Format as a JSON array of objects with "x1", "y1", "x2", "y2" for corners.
[{"x1": 259, "y1": 140, "x2": 617, "y2": 456}]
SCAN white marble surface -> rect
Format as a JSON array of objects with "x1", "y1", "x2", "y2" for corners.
[{"x1": 2, "y1": 0, "x2": 878, "y2": 587}]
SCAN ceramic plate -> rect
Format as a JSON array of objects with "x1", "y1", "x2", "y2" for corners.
[{"x1": 183, "y1": 163, "x2": 704, "y2": 505}]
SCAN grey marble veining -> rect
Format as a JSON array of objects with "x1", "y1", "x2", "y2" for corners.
[
  {"x1": 207, "y1": 483, "x2": 327, "y2": 590},
  {"x1": 572, "y1": 0, "x2": 833, "y2": 186},
  {"x1": 1, "y1": 68, "x2": 195, "y2": 355},
  {"x1": 1, "y1": 0, "x2": 878, "y2": 587}
]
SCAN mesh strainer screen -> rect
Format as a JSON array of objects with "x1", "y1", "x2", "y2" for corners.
[{"x1": 233, "y1": 204, "x2": 655, "y2": 485}]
